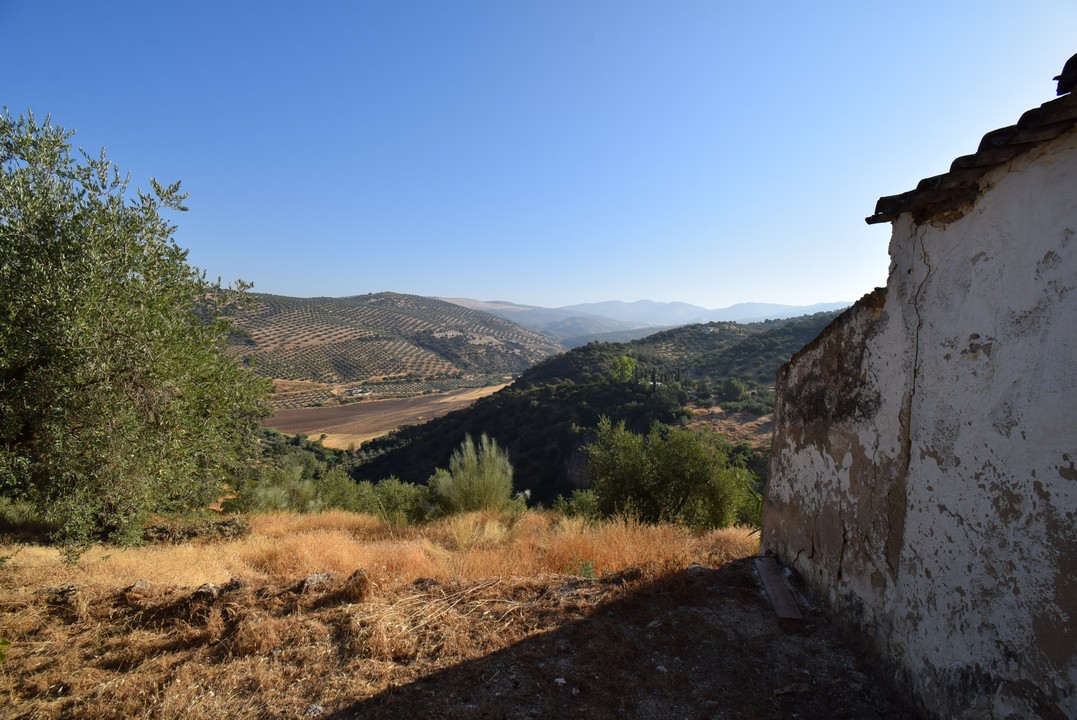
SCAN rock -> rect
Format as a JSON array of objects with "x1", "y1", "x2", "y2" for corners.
[
  {"x1": 601, "y1": 567, "x2": 643, "y2": 585},
  {"x1": 685, "y1": 562, "x2": 708, "y2": 576},
  {"x1": 34, "y1": 584, "x2": 79, "y2": 603},
  {"x1": 222, "y1": 577, "x2": 246, "y2": 593},
  {"x1": 774, "y1": 682, "x2": 811, "y2": 696},
  {"x1": 125, "y1": 579, "x2": 153, "y2": 594},
  {"x1": 412, "y1": 577, "x2": 440, "y2": 592},
  {"x1": 296, "y1": 572, "x2": 333, "y2": 594},
  {"x1": 193, "y1": 583, "x2": 221, "y2": 600}
]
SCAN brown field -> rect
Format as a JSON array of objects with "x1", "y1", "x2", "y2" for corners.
[
  {"x1": 268, "y1": 385, "x2": 508, "y2": 449},
  {"x1": 0, "y1": 512, "x2": 915, "y2": 719},
  {"x1": 689, "y1": 406, "x2": 773, "y2": 447}
]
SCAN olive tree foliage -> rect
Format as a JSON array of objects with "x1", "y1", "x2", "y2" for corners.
[
  {"x1": 429, "y1": 434, "x2": 514, "y2": 513},
  {"x1": 0, "y1": 110, "x2": 270, "y2": 545},
  {"x1": 585, "y1": 417, "x2": 756, "y2": 529}
]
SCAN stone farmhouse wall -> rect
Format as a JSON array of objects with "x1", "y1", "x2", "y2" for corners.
[{"x1": 762, "y1": 127, "x2": 1077, "y2": 718}]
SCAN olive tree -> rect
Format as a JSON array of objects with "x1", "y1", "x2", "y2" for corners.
[
  {"x1": 586, "y1": 417, "x2": 754, "y2": 529},
  {"x1": 0, "y1": 110, "x2": 270, "y2": 546}
]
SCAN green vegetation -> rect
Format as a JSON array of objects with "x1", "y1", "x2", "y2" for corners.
[
  {"x1": 609, "y1": 355, "x2": 638, "y2": 383},
  {"x1": 353, "y1": 313, "x2": 835, "y2": 504},
  {"x1": 228, "y1": 431, "x2": 518, "y2": 523},
  {"x1": 0, "y1": 110, "x2": 270, "y2": 548},
  {"x1": 429, "y1": 434, "x2": 515, "y2": 513},
  {"x1": 583, "y1": 417, "x2": 759, "y2": 529},
  {"x1": 225, "y1": 431, "x2": 431, "y2": 524}
]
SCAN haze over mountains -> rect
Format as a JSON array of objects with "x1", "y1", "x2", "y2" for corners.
[{"x1": 442, "y1": 298, "x2": 852, "y2": 345}]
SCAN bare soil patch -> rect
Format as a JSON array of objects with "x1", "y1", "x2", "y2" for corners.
[
  {"x1": 269, "y1": 385, "x2": 508, "y2": 449},
  {"x1": 689, "y1": 407, "x2": 773, "y2": 447}
]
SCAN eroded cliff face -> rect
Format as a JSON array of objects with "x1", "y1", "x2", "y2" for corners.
[{"x1": 763, "y1": 130, "x2": 1077, "y2": 719}]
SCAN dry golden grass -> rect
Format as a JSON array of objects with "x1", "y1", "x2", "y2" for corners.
[{"x1": 0, "y1": 510, "x2": 758, "y2": 719}]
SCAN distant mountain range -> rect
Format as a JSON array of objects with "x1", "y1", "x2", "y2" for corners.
[{"x1": 442, "y1": 298, "x2": 852, "y2": 345}]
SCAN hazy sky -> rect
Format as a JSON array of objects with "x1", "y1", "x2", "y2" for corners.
[{"x1": 3, "y1": 2, "x2": 1075, "y2": 308}]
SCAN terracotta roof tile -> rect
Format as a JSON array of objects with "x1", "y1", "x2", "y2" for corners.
[{"x1": 865, "y1": 92, "x2": 1077, "y2": 225}]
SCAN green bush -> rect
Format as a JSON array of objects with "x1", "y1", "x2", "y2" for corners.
[
  {"x1": 553, "y1": 489, "x2": 602, "y2": 522},
  {"x1": 429, "y1": 434, "x2": 514, "y2": 513},
  {"x1": 226, "y1": 438, "x2": 433, "y2": 524},
  {"x1": 585, "y1": 417, "x2": 757, "y2": 529},
  {"x1": 719, "y1": 376, "x2": 747, "y2": 402}
]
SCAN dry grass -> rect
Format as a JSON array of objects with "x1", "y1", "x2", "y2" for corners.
[{"x1": 0, "y1": 510, "x2": 758, "y2": 719}]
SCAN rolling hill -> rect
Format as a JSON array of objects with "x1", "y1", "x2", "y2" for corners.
[
  {"x1": 229, "y1": 292, "x2": 565, "y2": 408},
  {"x1": 352, "y1": 310, "x2": 843, "y2": 503}
]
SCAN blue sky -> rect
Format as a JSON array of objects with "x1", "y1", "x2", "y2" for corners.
[{"x1": 3, "y1": 2, "x2": 1075, "y2": 309}]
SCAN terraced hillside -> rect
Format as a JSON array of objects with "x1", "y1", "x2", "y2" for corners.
[{"x1": 230, "y1": 293, "x2": 564, "y2": 407}]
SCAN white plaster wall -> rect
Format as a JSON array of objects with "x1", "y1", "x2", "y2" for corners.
[{"x1": 764, "y1": 128, "x2": 1077, "y2": 719}]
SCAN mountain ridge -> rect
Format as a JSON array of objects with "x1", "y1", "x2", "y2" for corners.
[{"x1": 441, "y1": 297, "x2": 851, "y2": 343}]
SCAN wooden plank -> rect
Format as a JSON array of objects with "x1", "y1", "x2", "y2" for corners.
[{"x1": 754, "y1": 557, "x2": 804, "y2": 620}]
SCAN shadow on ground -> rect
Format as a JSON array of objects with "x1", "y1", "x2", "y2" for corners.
[{"x1": 329, "y1": 558, "x2": 920, "y2": 720}]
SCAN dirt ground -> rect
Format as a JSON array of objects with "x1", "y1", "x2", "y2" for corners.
[
  {"x1": 270, "y1": 397, "x2": 772, "y2": 453},
  {"x1": 335, "y1": 559, "x2": 919, "y2": 720},
  {"x1": 269, "y1": 385, "x2": 507, "y2": 449},
  {"x1": 1, "y1": 555, "x2": 921, "y2": 719}
]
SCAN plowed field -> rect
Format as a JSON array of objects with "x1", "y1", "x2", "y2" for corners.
[{"x1": 268, "y1": 385, "x2": 507, "y2": 449}]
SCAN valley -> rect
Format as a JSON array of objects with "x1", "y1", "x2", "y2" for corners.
[{"x1": 232, "y1": 293, "x2": 845, "y2": 503}]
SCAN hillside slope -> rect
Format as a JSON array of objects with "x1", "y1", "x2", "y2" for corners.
[
  {"x1": 354, "y1": 311, "x2": 841, "y2": 502},
  {"x1": 230, "y1": 293, "x2": 564, "y2": 406}
]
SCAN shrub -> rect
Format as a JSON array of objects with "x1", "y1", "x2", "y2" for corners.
[
  {"x1": 553, "y1": 489, "x2": 602, "y2": 522},
  {"x1": 719, "y1": 376, "x2": 747, "y2": 402},
  {"x1": 585, "y1": 417, "x2": 756, "y2": 529},
  {"x1": 364, "y1": 477, "x2": 431, "y2": 525},
  {"x1": 429, "y1": 434, "x2": 514, "y2": 513}
]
